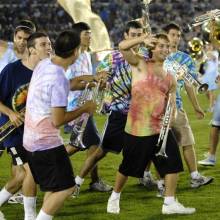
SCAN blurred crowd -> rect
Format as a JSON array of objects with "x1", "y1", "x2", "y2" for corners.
[{"x1": 0, "y1": 0, "x2": 218, "y2": 49}]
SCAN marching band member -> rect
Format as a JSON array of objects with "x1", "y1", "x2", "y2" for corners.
[
  {"x1": 107, "y1": 33, "x2": 195, "y2": 215},
  {"x1": 163, "y1": 23, "x2": 213, "y2": 189},
  {"x1": 23, "y1": 30, "x2": 96, "y2": 220},
  {"x1": 65, "y1": 22, "x2": 112, "y2": 193},
  {"x1": 0, "y1": 32, "x2": 52, "y2": 220}
]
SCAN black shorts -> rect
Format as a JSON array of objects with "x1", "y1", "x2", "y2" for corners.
[
  {"x1": 101, "y1": 111, "x2": 127, "y2": 154},
  {"x1": 7, "y1": 146, "x2": 27, "y2": 166},
  {"x1": 26, "y1": 145, "x2": 75, "y2": 192},
  {"x1": 119, "y1": 130, "x2": 183, "y2": 178},
  {"x1": 82, "y1": 116, "x2": 100, "y2": 148},
  {"x1": 0, "y1": 142, "x2": 4, "y2": 151}
]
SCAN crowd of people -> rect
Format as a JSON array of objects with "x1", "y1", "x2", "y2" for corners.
[{"x1": 0, "y1": 0, "x2": 217, "y2": 48}]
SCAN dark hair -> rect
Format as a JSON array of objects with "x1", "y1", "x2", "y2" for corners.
[
  {"x1": 163, "y1": 23, "x2": 181, "y2": 34},
  {"x1": 124, "y1": 20, "x2": 143, "y2": 34},
  {"x1": 15, "y1": 20, "x2": 36, "y2": 35},
  {"x1": 54, "y1": 30, "x2": 80, "y2": 58},
  {"x1": 150, "y1": 33, "x2": 169, "y2": 51},
  {"x1": 27, "y1": 32, "x2": 49, "y2": 49},
  {"x1": 72, "y1": 22, "x2": 91, "y2": 34},
  {"x1": 155, "y1": 33, "x2": 169, "y2": 42}
]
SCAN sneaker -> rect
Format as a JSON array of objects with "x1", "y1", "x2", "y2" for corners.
[
  {"x1": 72, "y1": 184, "x2": 80, "y2": 198},
  {"x1": 162, "y1": 200, "x2": 196, "y2": 215},
  {"x1": 8, "y1": 192, "x2": 23, "y2": 204},
  {"x1": 139, "y1": 174, "x2": 157, "y2": 189},
  {"x1": 198, "y1": 157, "x2": 216, "y2": 166},
  {"x1": 156, "y1": 185, "x2": 165, "y2": 198},
  {"x1": 90, "y1": 179, "x2": 113, "y2": 192},
  {"x1": 191, "y1": 175, "x2": 214, "y2": 188},
  {"x1": 0, "y1": 211, "x2": 6, "y2": 220},
  {"x1": 107, "y1": 197, "x2": 120, "y2": 214}
]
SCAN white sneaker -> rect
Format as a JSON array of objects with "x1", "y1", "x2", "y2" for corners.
[
  {"x1": 72, "y1": 184, "x2": 80, "y2": 198},
  {"x1": 8, "y1": 192, "x2": 23, "y2": 204},
  {"x1": 191, "y1": 175, "x2": 213, "y2": 188},
  {"x1": 162, "y1": 200, "x2": 196, "y2": 215},
  {"x1": 198, "y1": 157, "x2": 216, "y2": 166},
  {"x1": 107, "y1": 197, "x2": 120, "y2": 214},
  {"x1": 0, "y1": 211, "x2": 6, "y2": 220},
  {"x1": 139, "y1": 174, "x2": 157, "y2": 189}
]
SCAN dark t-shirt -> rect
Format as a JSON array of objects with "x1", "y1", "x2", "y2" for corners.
[{"x1": 0, "y1": 59, "x2": 32, "y2": 147}]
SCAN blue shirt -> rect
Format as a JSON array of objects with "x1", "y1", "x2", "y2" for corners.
[{"x1": 0, "y1": 60, "x2": 32, "y2": 147}]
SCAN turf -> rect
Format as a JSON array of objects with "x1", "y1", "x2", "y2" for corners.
[{"x1": 0, "y1": 91, "x2": 219, "y2": 220}]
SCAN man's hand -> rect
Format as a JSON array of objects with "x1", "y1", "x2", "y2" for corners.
[
  {"x1": 194, "y1": 106, "x2": 205, "y2": 119},
  {"x1": 8, "y1": 111, "x2": 24, "y2": 127},
  {"x1": 82, "y1": 100, "x2": 97, "y2": 114},
  {"x1": 143, "y1": 35, "x2": 157, "y2": 48}
]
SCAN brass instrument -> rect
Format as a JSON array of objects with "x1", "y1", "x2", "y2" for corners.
[
  {"x1": 0, "y1": 108, "x2": 25, "y2": 142},
  {"x1": 69, "y1": 80, "x2": 108, "y2": 150},
  {"x1": 191, "y1": 9, "x2": 220, "y2": 27},
  {"x1": 172, "y1": 60, "x2": 208, "y2": 93},
  {"x1": 188, "y1": 37, "x2": 204, "y2": 60},
  {"x1": 156, "y1": 94, "x2": 173, "y2": 159}
]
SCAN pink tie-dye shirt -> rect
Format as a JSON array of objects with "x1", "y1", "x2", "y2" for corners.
[
  {"x1": 125, "y1": 61, "x2": 173, "y2": 137},
  {"x1": 23, "y1": 58, "x2": 70, "y2": 152}
]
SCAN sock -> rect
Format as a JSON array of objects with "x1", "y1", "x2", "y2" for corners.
[
  {"x1": 0, "y1": 187, "x2": 13, "y2": 206},
  {"x1": 208, "y1": 154, "x2": 216, "y2": 161},
  {"x1": 164, "y1": 196, "x2": 175, "y2": 205},
  {"x1": 75, "y1": 176, "x2": 84, "y2": 186},
  {"x1": 191, "y1": 171, "x2": 199, "y2": 179},
  {"x1": 143, "y1": 171, "x2": 151, "y2": 178},
  {"x1": 24, "y1": 196, "x2": 37, "y2": 219},
  {"x1": 157, "y1": 179, "x2": 164, "y2": 188},
  {"x1": 110, "y1": 191, "x2": 121, "y2": 200},
  {"x1": 36, "y1": 210, "x2": 53, "y2": 220}
]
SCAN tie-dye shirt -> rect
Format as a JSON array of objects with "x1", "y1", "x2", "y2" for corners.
[
  {"x1": 23, "y1": 58, "x2": 70, "y2": 152},
  {"x1": 164, "y1": 51, "x2": 197, "y2": 109},
  {"x1": 96, "y1": 47, "x2": 149, "y2": 114},
  {"x1": 125, "y1": 61, "x2": 173, "y2": 137}
]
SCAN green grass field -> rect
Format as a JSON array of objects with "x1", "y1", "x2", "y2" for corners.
[{"x1": 0, "y1": 91, "x2": 219, "y2": 220}]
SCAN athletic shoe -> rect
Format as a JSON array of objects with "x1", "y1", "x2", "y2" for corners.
[
  {"x1": 156, "y1": 185, "x2": 165, "y2": 198},
  {"x1": 191, "y1": 175, "x2": 214, "y2": 188},
  {"x1": 162, "y1": 200, "x2": 196, "y2": 215},
  {"x1": 198, "y1": 157, "x2": 216, "y2": 166},
  {"x1": 72, "y1": 184, "x2": 80, "y2": 198},
  {"x1": 107, "y1": 197, "x2": 120, "y2": 214},
  {"x1": 0, "y1": 211, "x2": 6, "y2": 220},
  {"x1": 90, "y1": 179, "x2": 112, "y2": 192},
  {"x1": 8, "y1": 192, "x2": 23, "y2": 204},
  {"x1": 139, "y1": 173, "x2": 157, "y2": 189}
]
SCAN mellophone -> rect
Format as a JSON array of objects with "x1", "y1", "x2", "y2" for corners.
[{"x1": 69, "y1": 80, "x2": 112, "y2": 150}]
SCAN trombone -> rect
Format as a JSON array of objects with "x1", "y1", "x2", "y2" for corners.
[{"x1": 191, "y1": 9, "x2": 220, "y2": 27}]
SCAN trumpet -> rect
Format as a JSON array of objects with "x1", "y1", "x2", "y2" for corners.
[
  {"x1": 0, "y1": 108, "x2": 25, "y2": 142},
  {"x1": 172, "y1": 61, "x2": 208, "y2": 93},
  {"x1": 156, "y1": 93, "x2": 173, "y2": 159},
  {"x1": 191, "y1": 9, "x2": 220, "y2": 27},
  {"x1": 69, "y1": 80, "x2": 108, "y2": 150}
]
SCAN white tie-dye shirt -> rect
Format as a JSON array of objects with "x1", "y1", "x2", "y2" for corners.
[{"x1": 23, "y1": 58, "x2": 70, "y2": 152}]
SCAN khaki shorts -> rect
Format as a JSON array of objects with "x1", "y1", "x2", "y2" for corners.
[{"x1": 173, "y1": 109, "x2": 195, "y2": 147}]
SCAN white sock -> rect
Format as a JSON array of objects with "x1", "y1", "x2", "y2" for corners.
[
  {"x1": 24, "y1": 196, "x2": 37, "y2": 219},
  {"x1": 208, "y1": 154, "x2": 216, "y2": 161},
  {"x1": 164, "y1": 196, "x2": 175, "y2": 205},
  {"x1": 143, "y1": 171, "x2": 151, "y2": 177},
  {"x1": 191, "y1": 171, "x2": 199, "y2": 179},
  {"x1": 0, "y1": 187, "x2": 13, "y2": 206},
  {"x1": 110, "y1": 191, "x2": 121, "y2": 200},
  {"x1": 36, "y1": 210, "x2": 53, "y2": 220},
  {"x1": 75, "y1": 176, "x2": 84, "y2": 186},
  {"x1": 157, "y1": 179, "x2": 164, "y2": 188}
]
